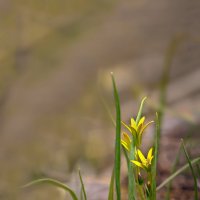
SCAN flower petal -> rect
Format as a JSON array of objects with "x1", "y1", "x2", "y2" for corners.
[
  {"x1": 122, "y1": 132, "x2": 131, "y2": 144},
  {"x1": 131, "y1": 160, "x2": 145, "y2": 169},
  {"x1": 137, "y1": 149, "x2": 147, "y2": 165},
  {"x1": 121, "y1": 121, "x2": 132, "y2": 133},
  {"x1": 147, "y1": 148, "x2": 153, "y2": 161},
  {"x1": 149, "y1": 155, "x2": 154, "y2": 164},
  {"x1": 121, "y1": 140, "x2": 130, "y2": 151},
  {"x1": 140, "y1": 121, "x2": 154, "y2": 135},
  {"x1": 137, "y1": 116, "x2": 145, "y2": 127},
  {"x1": 130, "y1": 127, "x2": 137, "y2": 136},
  {"x1": 130, "y1": 118, "x2": 137, "y2": 130}
]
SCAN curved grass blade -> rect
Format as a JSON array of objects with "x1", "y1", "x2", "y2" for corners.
[
  {"x1": 157, "y1": 157, "x2": 200, "y2": 191},
  {"x1": 111, "y1": 72, "x2": 121, "y2": 200},
  {"x1": 136, "y1": 97, "x2": 147, "y2": 124},
  {"x1": 181, "y1": 139, "x2": 198, "y2": 200},
  {"x1": 165, "y1": 143, "x2": 181, "y2": 200},
  {"x1": 108, "y1": 168, "x2": 115, "y2": 200},
  {"x1": 23, "y1": 178, "x2": 78, "y2": 200},
  {"x1": 78, "y1": 169, "x2": 87, "y2": 200}
]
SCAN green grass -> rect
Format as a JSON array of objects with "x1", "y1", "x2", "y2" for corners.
[
  {"x1": 111, "y1": 72, "x2": 121, "y2": 200},
  {"x1": 181, "y1": 139, "x2": 198, "y2": 200},
  {"x1": 78, "y1": 169, "x2": 87, "y2": 200},
  {"x1": 23, "y1": 73, "x2": 200, "y2": 200},
  {"x1": 150, "y1": 113, "x2": 160, "y2": 200},
  {"x1": 23, "y1": 178, "x2": 78, "y2": 200},
  {"x1": 164, "y1": 143, "x2": 182, "y2": 200},
  {"x1": 157, "y1": 157, "x2": 200, "y2": 191},
  {"x1": 108, "y1": 169, "x2": 115, "y2": 200}
]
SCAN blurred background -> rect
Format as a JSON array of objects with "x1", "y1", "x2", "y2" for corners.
[{"x1": 0, "y1": 0, "x2": 200, "y2": 199}]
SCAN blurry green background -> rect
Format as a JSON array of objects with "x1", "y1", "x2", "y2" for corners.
[{"x1": 0, "y1": 0, "x2": 200, "y2": 199}]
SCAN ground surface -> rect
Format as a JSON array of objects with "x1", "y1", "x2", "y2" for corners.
[{"x1": 0, "y1": 0, "x2": 200, "y2": 199}]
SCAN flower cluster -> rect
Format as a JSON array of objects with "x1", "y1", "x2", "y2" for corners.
[
  {"x1": 121, "y1": 116, "x2": 153, "y2": 147},
  {"x1": 121, "y1": 115, "x2": 154, "y2": 171},
  {"x1": 131, "y1": 148, "x2": 153, "y2": 172},
  {"x1": 121, "y1": 97, "x2": 154, "y2": 196}
]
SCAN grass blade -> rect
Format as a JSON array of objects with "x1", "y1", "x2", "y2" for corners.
[
  {"x1": 158, "y1": 36, "x2": 184, "y2": 124},
  {"x1": 165, "y1": 143, "x2": 181, "y2": 200},
  {"x1": 157, "y1": 157, "x2": 200, "y2": 191},
  {"x1": 78, "y1": 169, "x2": 87, "y2": 200},
  {"x1": 196, "y1": 164, "x2": 200, "y2": 178},
  {"x1": 136, "y1": 97, "x2": 147, "y2": 124},
  {"x1": 122, "y1": 146, "x2": 129, "y2": 169},
  {"x1": 151, "y1": 113, "x2": 160, "y2": 199},
  {"x1": 108, "y1": 169, "x2": 115, "y2": 200},
  {"x1": 111, "y1": 72, "x2": 121, "y2": 200},
  {"x1": 181, "y1": 139, "x2": 198, "y2": 200},
  {"x1": 99, "y1": 92, "x2": 116, "y2": 127},
  {"x1": 23, "y1": 178, "x2": 78, "y2": 200}
]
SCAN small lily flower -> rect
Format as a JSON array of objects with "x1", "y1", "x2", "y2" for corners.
[
  {"x1": 121, "y1": 132, "x2": 131, "y2": 151},
  {"x1": 131, "y1": 148, "x2": 154, "y2": 171},
  {"x1": 122, "y1": 117, "x2": 153, "y2": 146}
]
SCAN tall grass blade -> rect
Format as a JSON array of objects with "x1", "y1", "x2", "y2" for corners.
[
  {"x1": 23, "y1": 178, "x2": 78, "y2": 200},
  {"x1": 111, "y1": 72, "x2": 121, "y2": 200},
  {"x1": 165, "y1": 144, "x2": 181, "y2": 200},
  {"x1": 78, "y1": 169, "x2": 87, "y2": 200},
  {"x1": 157, "y1": 36, "x2": 184, "y2": 154},
  {"x1": 151, "y1": 113, "x2": 160, "y2": 199},
  {"x1": 158, "y1": 36, "x2": 184, "y2": 123},
  {"x1": 196, "y1": 164, "x2": 200, "y2": 178},
  {"x1": 157, "y1": 157, "x2": 200, "y2": 191},
  {"x1": 108, "y1": 169, "x2": 115, "y2": 200},
  {"x1": 181, "y1": 139, "x2": 198, "y2": 200}
]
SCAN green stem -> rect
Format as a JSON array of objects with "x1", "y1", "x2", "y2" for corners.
[{"x1": 128, "y1": 143, "x2": 136, "y2": 200}]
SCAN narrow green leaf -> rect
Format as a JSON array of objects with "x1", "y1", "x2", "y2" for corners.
[
  {"x1": 108, "y1": 169, "x2": 115, "y2": 200},
  {"x1": 128, "y1": 140, "x2": 136, "y2": 200},
  {"x1": 157, "y1": 157, "x2": 200, "y2": 191},
  {"x1": 158, "y1": 35, "x2": 184, "y2": 125},
  {"x1": 111, "y1": 72, "x2": 121, "y2": 200},
  {"x1": 181, "y1": 139, "x2": 198, "y2": 200},
  {"x1": 78, "y1": 169, "x2": 87, "y2": 200},
  {"x1": 151, "y1": 113, "x2": 159, "y2": 200},
  {"x1": 99, "y1": 92, "x2": 116, "y2": 127},
  {"x1": 136, "y1": 97, "x2": 147, "y2": 124},
  {"x1": 196, "y1": 164, "x2": 200, "y2": 178},
  {"x1": 165, "y1": 143, "x2": 181, "y2": 200},
  {"x1": 23, "y1": 178, "x2": 78, "y2": 200},
  {"x1": 122, "y1": 146, "x2": 129, "y2": 169}
]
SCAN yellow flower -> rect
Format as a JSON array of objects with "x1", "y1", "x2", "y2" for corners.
[
  {"x1": 121, "y1": 132, "x2": 131, "y2": 151},
  {"x1": 131, "y1": 148, "x2": 154, "y2": 171},
  {"x1": 122, "y1": 117, "x2": 153, "y2": 146}
]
